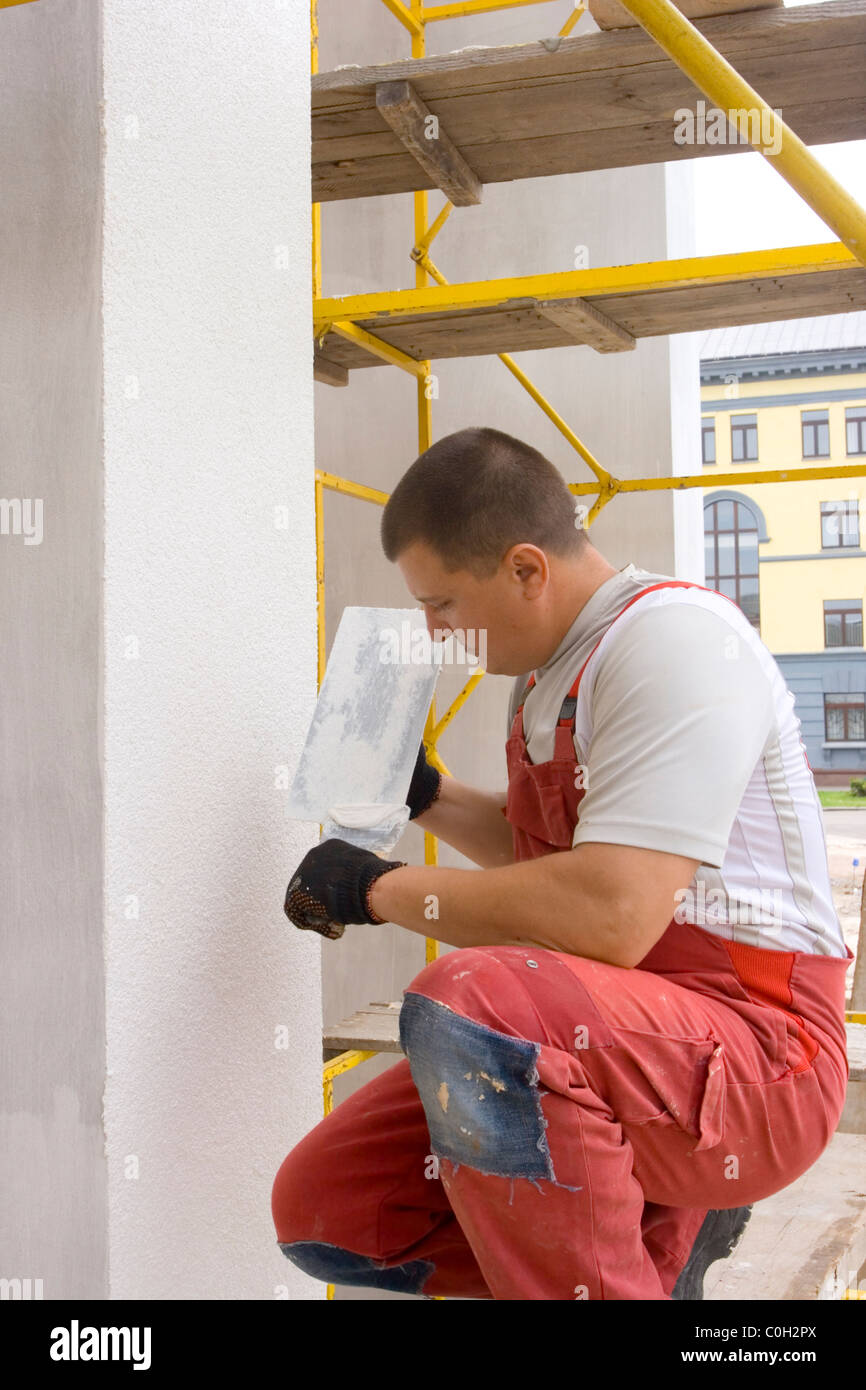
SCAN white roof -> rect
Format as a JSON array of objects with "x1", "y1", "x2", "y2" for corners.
[{"x1": 698, "y1": 312, "x2": 866, "y2": 360}]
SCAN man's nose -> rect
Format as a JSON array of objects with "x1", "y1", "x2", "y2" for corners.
[{"x1": 424, "y1": 608, "x2": 451, "y2": 641}]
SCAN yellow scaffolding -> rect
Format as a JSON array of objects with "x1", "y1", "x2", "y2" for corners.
[{"x1": 312, "y1": 0, "x2": 866, "y2": 1296}]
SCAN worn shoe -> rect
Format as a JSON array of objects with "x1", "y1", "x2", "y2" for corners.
[{"x1": 670, "y1": 1206, "x2": 753, "y2": 1300}]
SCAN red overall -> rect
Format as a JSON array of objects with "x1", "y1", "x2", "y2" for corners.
[{"x1": 272, "y1": 583, "x2": 852, "y2": 1300}]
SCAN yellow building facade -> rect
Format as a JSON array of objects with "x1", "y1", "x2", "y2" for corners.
[{"x1": 700, "y1": 323, "x2": 866, "y2": 783}]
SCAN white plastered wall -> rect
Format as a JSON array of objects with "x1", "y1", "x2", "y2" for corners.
[{"x1": 101, "y1": 0, "x2": 322, "y2": 1299}]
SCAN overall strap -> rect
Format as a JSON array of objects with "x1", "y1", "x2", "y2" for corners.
[
  {"x1": 515, "y1": 673, "x2": 536, "y2": 713},
  {"x1": 514, "y1": 673, "x2": 578, "y2": 727},
  {"x1": 569, "y1": 580, "x2": 712, "y2": 698},
  {"x1": 515, "y1": 580, "x2": 718, "y2": 726}
]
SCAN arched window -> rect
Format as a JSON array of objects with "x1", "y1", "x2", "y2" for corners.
[{"x1": 703, "y1": 497, "x2": 760, "y2": 629}]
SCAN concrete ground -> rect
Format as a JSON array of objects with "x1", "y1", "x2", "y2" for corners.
[{"x1": 822, "y1": 808, "x2": 865, "y2": 1002}]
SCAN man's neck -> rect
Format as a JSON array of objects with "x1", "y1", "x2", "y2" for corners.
[{"x1": 543, "y1": 547, "x2": 620, "y2": 667}]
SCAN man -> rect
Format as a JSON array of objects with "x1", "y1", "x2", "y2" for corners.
[{"x1": 272, "y1": 426, "x2": 851, "y2": 1301}]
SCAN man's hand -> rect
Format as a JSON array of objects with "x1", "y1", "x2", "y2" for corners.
[
  {"x1": 284, "y1": 838, "x2": 407, "y2": 939},
  {"x1": 406, "y1": 742, "x2": 442, "y2": 820},
  {"x1": 406, "y1": 759, "x2": 515, "y2": 868}
]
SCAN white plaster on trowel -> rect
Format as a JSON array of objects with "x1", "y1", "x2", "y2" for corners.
[
  {"x1": 286, "y1": 607, "x2": 440, "y2": 826},
  {"x1": 320, "y1": 801, "x2": 411, "y2": 854}
]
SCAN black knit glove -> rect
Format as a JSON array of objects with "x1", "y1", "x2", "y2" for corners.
[
  {"x1": 406, "y1": 742, "x2": 442, "y2": 820},
  {"x1": 284, "y1": 838, "x2": 407, "y2": 939}
]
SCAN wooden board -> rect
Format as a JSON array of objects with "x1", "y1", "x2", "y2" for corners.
[
  {"x1": 848, "y1": 1021, "x2": 866, "y2": 1083},
  {"x1": 313, "y1": 1, "x2": 866, "y2": 202},
  {"x1": 840, "y1": 1022, "x2": 866, "y2": 1134},
  {"x1": 375, "y1": 80, "x2": 482, "y2": 205},
  {"x1": 588, "y1": 0, "x2": 780, "y2": 31},
  {"x1": 323, "y1": 1001, "x2": 403, "y2": 1057},
  {"x1": 704, "y1": 1131, "x2": 866, "y2": 1300},
  {"x1": 315, "y1": 263, "x2": 866, "y2": 374},
  {"x1": 323, "y1": 1009, "x2": 866, "y2": 1055}
]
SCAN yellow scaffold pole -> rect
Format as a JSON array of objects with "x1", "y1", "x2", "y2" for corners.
[{"x1": 615, "y1": 0, "x2": 866, "y2": 267}]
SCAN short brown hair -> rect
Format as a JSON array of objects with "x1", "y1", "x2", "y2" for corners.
[{"x1": 381, "y1": 426, "x2": 588, "y2": 578}]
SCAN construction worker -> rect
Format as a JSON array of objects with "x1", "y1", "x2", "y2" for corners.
[{"x1": 272, "y1": 426, "x2": 852, "y2": 1300}]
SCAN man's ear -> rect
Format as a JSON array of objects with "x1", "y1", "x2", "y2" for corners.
[{"x1": 510, "y1": 545, "x2": 548, "y2": 595}]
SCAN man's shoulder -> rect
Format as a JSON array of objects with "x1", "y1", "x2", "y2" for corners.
[
  {"x1": 594, "y1": 580, "x2": 760, "y2": 656},
  {"x1": 506, "y1": 574, "x2": 774, "y2": 730},
  {"x1": 587, "y1": 589, "x2": 778, "y2": 723}
]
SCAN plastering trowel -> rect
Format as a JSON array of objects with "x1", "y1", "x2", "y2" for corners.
[{"x1": 285, "y1": 606, "x2": 443, "y2": 856}]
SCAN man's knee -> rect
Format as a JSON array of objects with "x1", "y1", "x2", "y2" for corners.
[
  {"x1": 401, "y1": 944, "x2": 614, "y2": 1061},
  {"x1": 278, "y1": 1240, "x2": 437, "y2": 1295},
  {"x1": 404, "y1": 945, "x2": 499, "y2": 1002},
  {"x1": 402, "y1": 944, "x2": 548, "y2": 1038},
  {"x1": 271, "y1": 1136, "x2": 330, "y2": 1246},
  {"x1": 400, "y1": 946, "x2": 523, "y2": 1071},
  {"x1": 271, "y1": 1150, "x2": 302, "y2": 1245}
]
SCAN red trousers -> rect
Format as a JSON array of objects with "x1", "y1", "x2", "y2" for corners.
[{"x1": 271, "y1": 920, "x2": 850, "y2": 1299}]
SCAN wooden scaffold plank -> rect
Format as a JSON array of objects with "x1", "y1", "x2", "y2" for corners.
[
  {"x1": 589, "y1": 0, "x2": 781, "y2": 30},
  {"x1": 536, "y1": 297, "x2": 637, "y2": 352},
  {"x1": 323, "y1": 1001, "x2": 403, "y2": 1057},
  {"x1": 375, "y1": 80, "x2": 482, "y2": 206},
  {"x1": 313, "y1": 1, "x2": 866, "y2": 202},
  {"x1": 313, "y1": 245, "x2": 866, "y2": 378}
]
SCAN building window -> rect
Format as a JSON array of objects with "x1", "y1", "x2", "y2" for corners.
[
  {"x1": 704, "y1": 497, "x2": 760, "y2": 628},
  {"x1": 824, "y1": 601, "x2": 863, "y2": 648},
  {"x1": 846, "y1": 407, "x2": 866, "y2": 456},
  {"x1": 825, "y1": 693, "x2": 866, "y2": 742},
  {"x1": 731, "y1": 413, "x2": 758, "y2": 462},
  {"x1": 821, "y1": 500, "x2": 860, "y2": 549},
  {"x1": 702, "y1": 419, "x2": 716, "y2": 465},
  {"x1": 802, "y1": 409, "x2": 829, "y2": 458}
]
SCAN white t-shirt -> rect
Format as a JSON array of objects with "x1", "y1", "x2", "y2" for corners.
[{"x1": 507, "y1": 564, "x2": 846, "y2": 958}]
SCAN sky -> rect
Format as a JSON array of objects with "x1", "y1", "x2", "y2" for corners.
[
  {"x1": 693, "y1": 0, "x2": 866, "y2": 255},
  {"x1": 694, "y1": 142, "x2": 866, "y2": 256}
]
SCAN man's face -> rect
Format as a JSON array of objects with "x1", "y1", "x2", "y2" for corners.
[{"x1": 395, "y1": 539, "x2": 548, "y2": 676}]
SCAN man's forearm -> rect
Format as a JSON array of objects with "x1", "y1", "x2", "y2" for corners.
[
  {"x1": 368, "y1": 851, "x2": 636, "y2": 967},
  {"x1": 413, "y1": 773, "x2": 516, "y2": 867}
]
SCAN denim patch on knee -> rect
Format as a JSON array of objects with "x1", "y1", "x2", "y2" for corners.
[
  {"x1": 279, "y1": 1240, "x2": 436, "y2": 1295},
  {"x1": 399, "y1": 991, "x2": 554, "y2": 1180}
]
